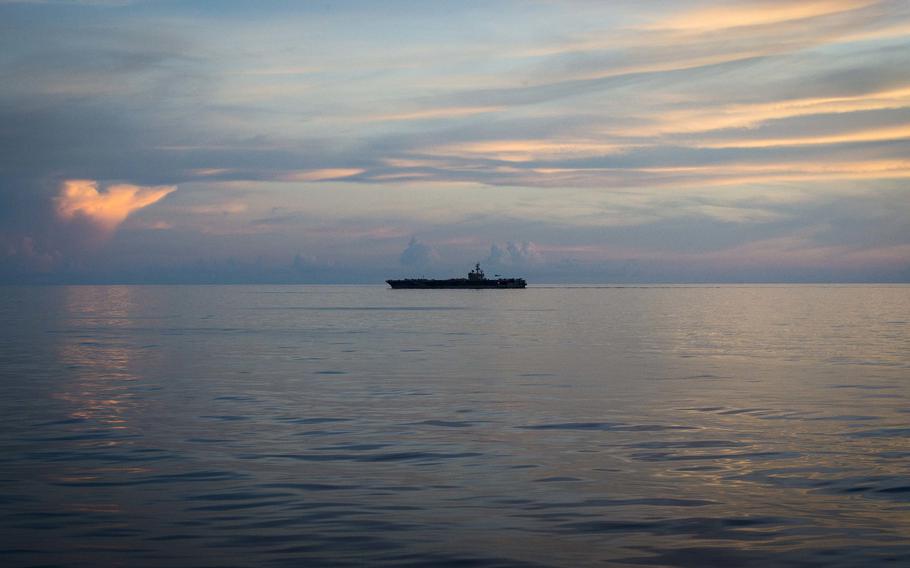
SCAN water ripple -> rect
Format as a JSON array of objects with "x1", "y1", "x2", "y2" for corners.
[{"x1": 2, "y1": 284, "x2": 908, "y2": 567}]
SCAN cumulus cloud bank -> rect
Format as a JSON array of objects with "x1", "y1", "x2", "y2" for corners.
[
  {"x1": 55, "y1": 180, "x2": 176, "y2": 235},
  {"x1": 486, "y1": 241, "x2": 544, "y2": 267},
  {"x1": 399, "y1": 237, "x2": 439, "y2": 268}
]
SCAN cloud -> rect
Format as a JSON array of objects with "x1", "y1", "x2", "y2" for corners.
[
  {"x1": 0, "y1": 235, "x2": 61, "y2": 273},
  {"x1": 508, "y1": 241, "x2": 544, "y2": 264},
  {"x1": 424, "y1": 139, "x2": 629, "y2": 162},
  {"x1": 399, "y1": 237, "x2": 439, "y2": 268},
  {"x1": 55, "y1": 179, "x2": 176, "y2": 234},
  {"x1": 696, "y1": 123, "x2": 910, "y2": 149},
  {"x1": 614, "y1": 86, "x2": 910, "y2": 137},
  {"x1": 365, "y1": 106, "x2": 503, "y2": 123},
  {"x1": 281, "y1": 169, "x2": 364, "y2": 182},
  {"x1": 185, "y1": 201, "x2": 249, "y2": 215},
  {"x1": 649, "y1": 0, "x2": 876, "y2": 32},
  {"x1": 485, "y1": 241, "x2": 544, "y2": 266}
]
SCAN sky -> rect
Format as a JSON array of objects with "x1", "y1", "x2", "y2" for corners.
[{"x1": 1, "y1": 0, "x2": 909, "y2": 283}]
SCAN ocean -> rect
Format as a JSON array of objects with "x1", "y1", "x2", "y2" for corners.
[{"x1": 0, "y1": 284, "x2": 907, "y2": 567}]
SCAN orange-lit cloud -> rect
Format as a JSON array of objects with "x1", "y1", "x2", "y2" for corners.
[
  {"x1": 511, "y1": 0, "x2": 887, "y2": 66},
  {"x1": 190, "y1": 168, "x2": 233, "y2": 177},
  {"x1": 649, "y1": 0, "x2": 876, "y2": 32},
  {"x1": 282, "y1": 169, "x2": 364, "y2": 182},
  {"x1": 424, "y1": 139, "x2": 630, "y2": 162},
  {"x1": 697, "y1": 123, "x2": 910, "y2": 148},
  {"x1": 366, "y1": 106, "x2": 502, "y2": 122},
  {"x1": 529, "y1": 160, "x2": 910, "y2": 187},
  {"x1": 55, "y1": 180, "x2": 176, "y2": 234},
  {"x1": 613, "y1": 86, "x2": 910, "y2": 136}
]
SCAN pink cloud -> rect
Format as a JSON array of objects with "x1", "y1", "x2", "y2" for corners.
[{"x1": 55, "y1": 179, "x2": 176, "y2": 234}]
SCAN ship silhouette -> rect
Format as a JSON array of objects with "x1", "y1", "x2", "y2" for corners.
[{"x1": 387, "y1": 263, "x2": 527, "y2": 289}]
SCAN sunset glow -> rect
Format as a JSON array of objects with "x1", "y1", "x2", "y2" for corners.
[
  {"x1": 55, "y1": 180, "x2": 176, "y2": 234},
  {"x1": 0, "y1": 0, "x2": 907, "y2": 282}
]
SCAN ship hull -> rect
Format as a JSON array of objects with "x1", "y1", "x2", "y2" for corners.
[{"x1": 387, "y1": 278, "x2": 526, "y2": 289}]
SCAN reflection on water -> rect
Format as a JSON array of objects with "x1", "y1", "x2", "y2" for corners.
[
  {"x1": 55, "y1": 286, "x2": 141, "y2": 426},
  {"x1": 0, "y1": 284, "x2": 908, "y2": 567}
]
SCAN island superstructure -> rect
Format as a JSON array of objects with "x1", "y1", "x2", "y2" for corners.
[{"x1": 387, "y1": 263, "x2": 526, "y2": 289}]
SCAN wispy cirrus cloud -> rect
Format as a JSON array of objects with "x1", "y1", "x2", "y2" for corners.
[
  {"x1": 364, "y1": 106, "x2": 503, "y2": 123},
  {"x1": 649, "y1": 0, "x2": 877, "y2": 32},
  {"x1": 280, "y1": 169, "x2": 365, "y2": 182},
  {"x1": 609, "y1": 86, "x2": 910, "y2": 137}
]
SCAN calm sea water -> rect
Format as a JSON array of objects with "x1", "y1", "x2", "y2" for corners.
[{"x1": 0, "y1": 285, "x2": 908, "y2": 567}]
